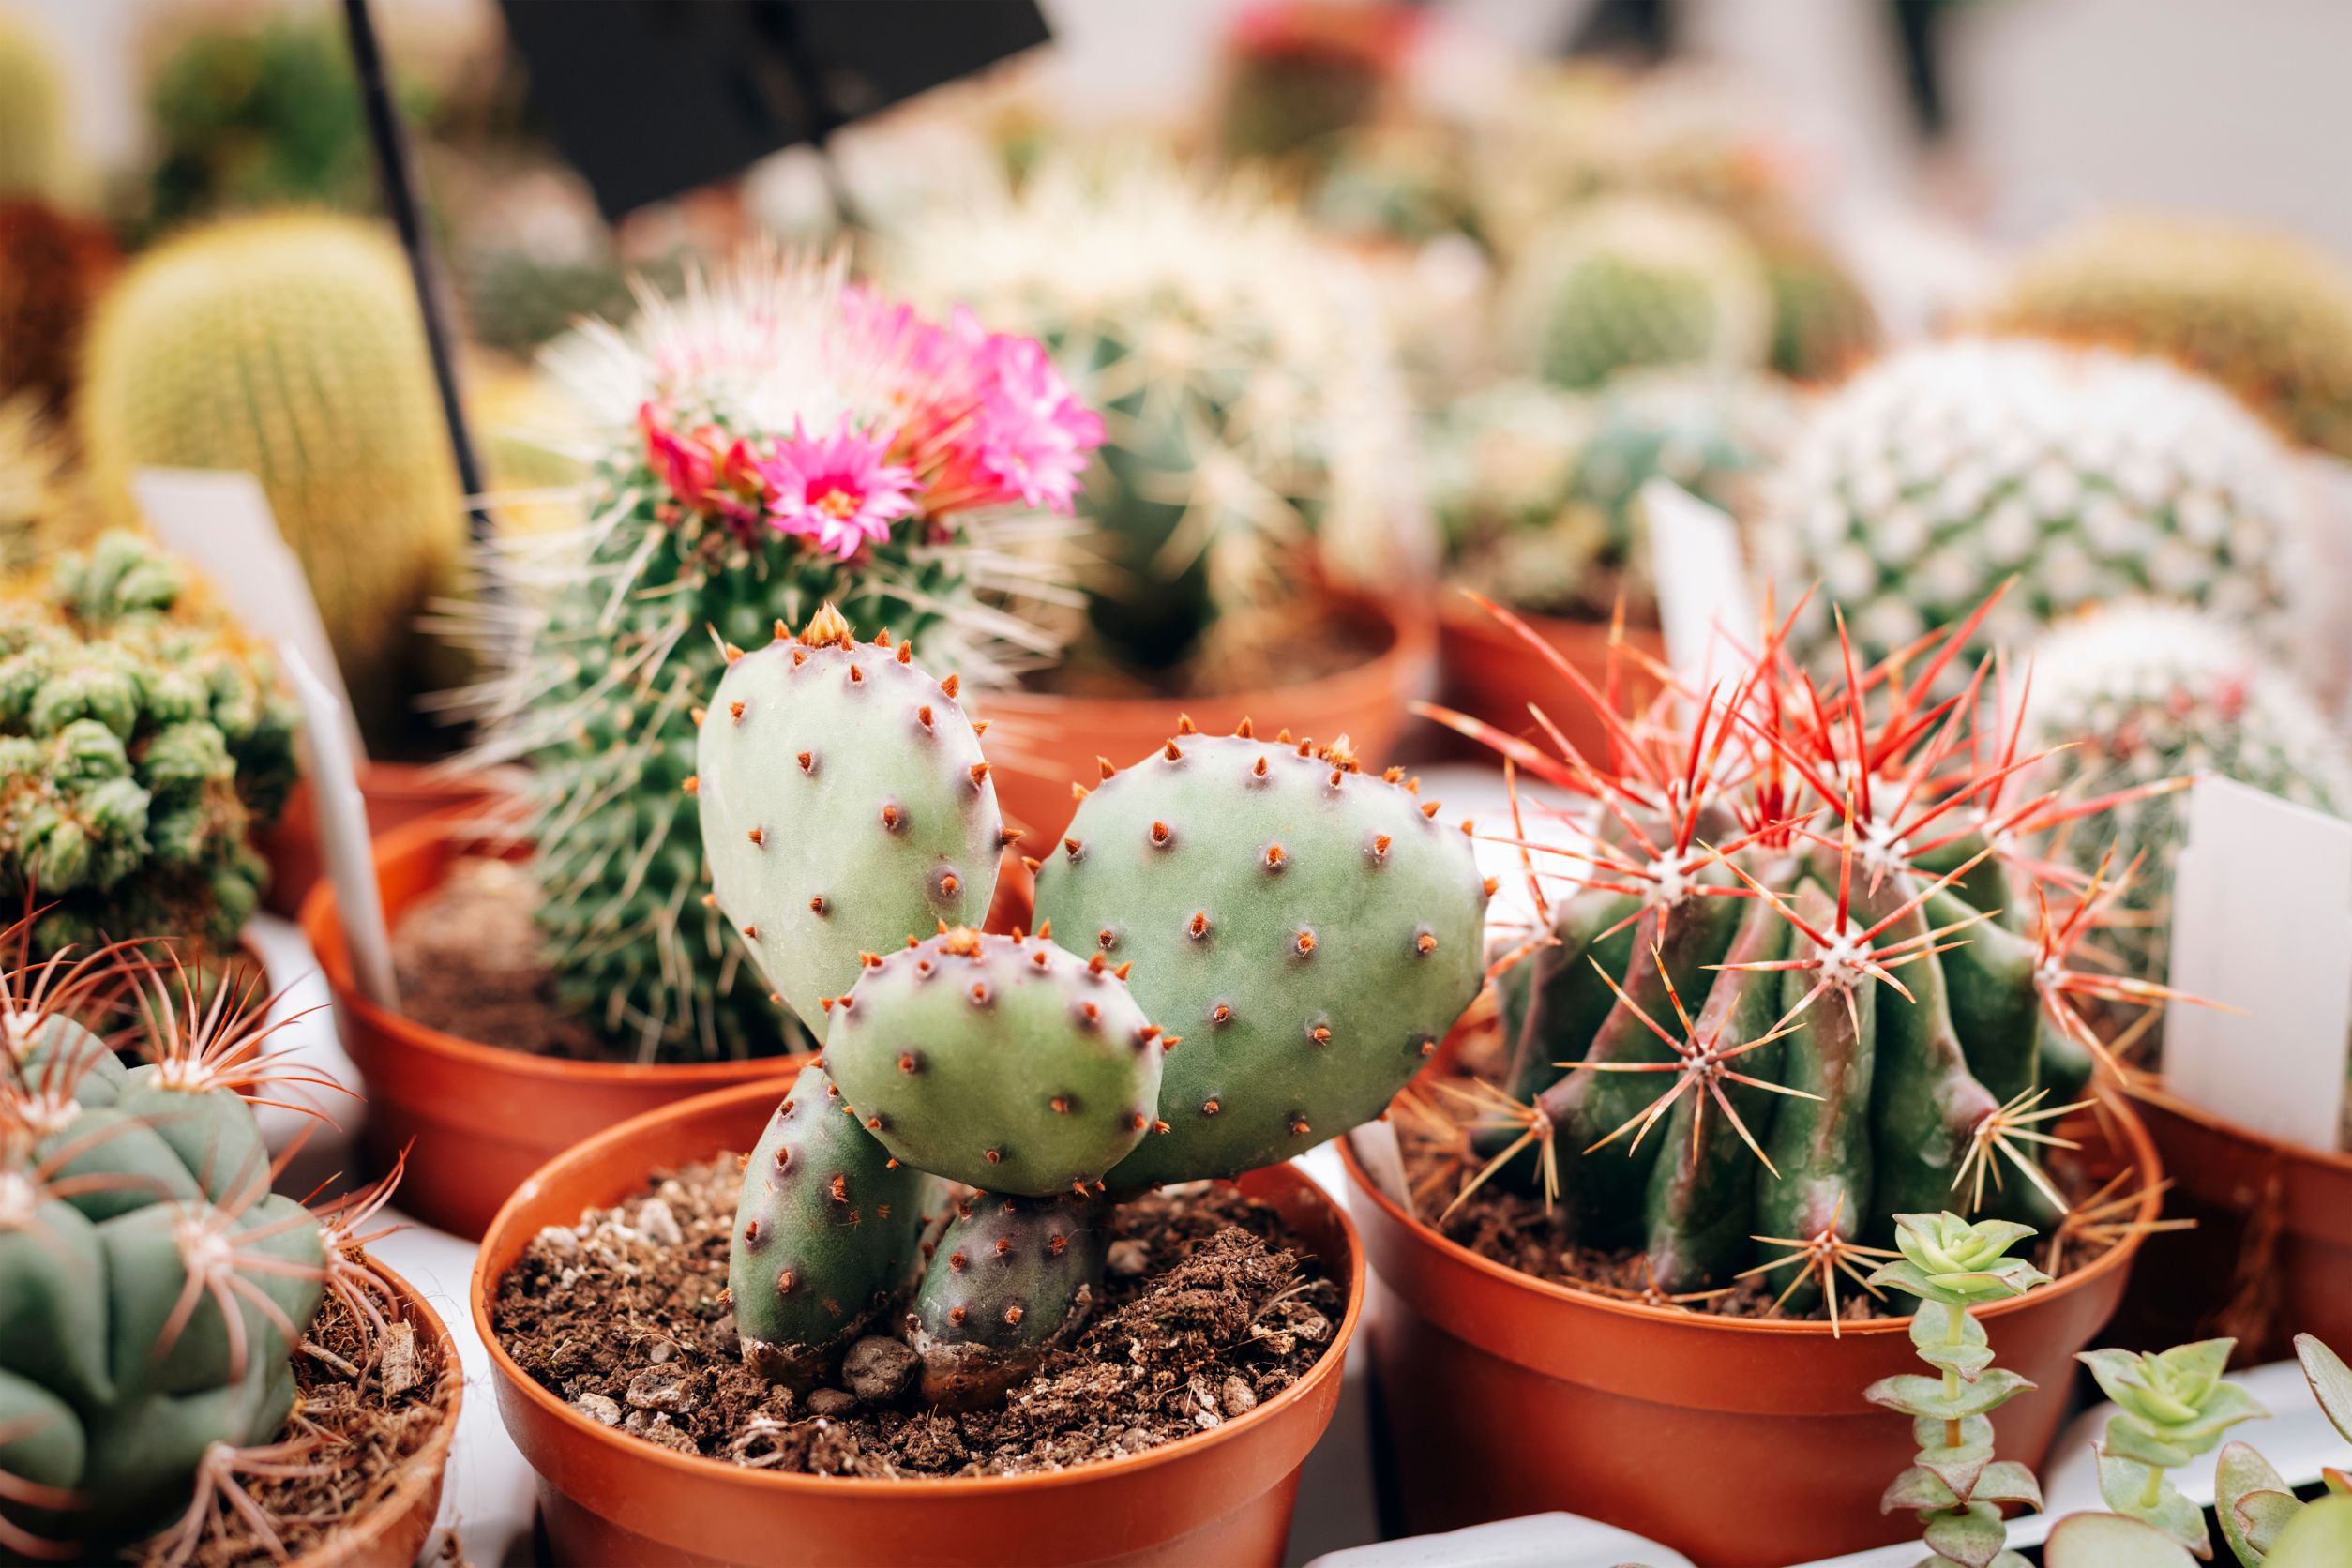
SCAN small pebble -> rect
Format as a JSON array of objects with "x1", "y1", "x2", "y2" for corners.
[
  {"x1": 535, "y1": 1226, "x2": 580, "y2": 1256},
  {"x1": 1221, "y1": 1376, "x2": 1258, "y2": 1418},
  {"x1": 648, "y1": 1339, "x2": 675, "y2": 1364},
  {"x1": 626, "y1": 1368, "x2": 695, "y2": 1412},
  {"x1": 1106, "y1": 1239, "x2": 1150, "y2": 1278},
  {"x1": 636, "y1": 1198, "x2": 685, "y2": 1247},
  {"x1": 806, "y1": 1387, "x2": 858, "y2": 1418},
  {"x1": 841, "y1": 1336, "x2": 918, "y2": 1403},
  {"x1": 573, "y1": 1393, "x2": 622, "y2": 1425}
]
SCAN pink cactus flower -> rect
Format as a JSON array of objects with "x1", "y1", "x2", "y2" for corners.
[{"x1": 758, "y1": 417, "x2": 920, "y2": 560}]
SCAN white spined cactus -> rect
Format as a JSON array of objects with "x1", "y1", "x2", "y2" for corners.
[
  {"x1": 1766, "y1": 338, "x2": 2314, "y2": 672},
  {"x1": 882, "y1": 154, "x2": 1423, "y2": 671},
  {"x1": 2022, "y1": 601, "x2": 2352, "y2": 992}
]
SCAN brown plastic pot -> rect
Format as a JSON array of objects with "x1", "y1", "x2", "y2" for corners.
[
  {"x1": 2114, "y1": 1080, "x2": 2352, "y2": 1364},
  {"x1": 303, "y1": 814, "x2": 797, "y2": 1240},
  {"x1": 473, "y1": 1077, "x2": 1363, "y2": 1568},
  {"x1": 980, "y1": 593, "x2": 1435, "y2": 851},
  {"x1": 1343, "y1": 1093, "x2": 2163, "y2": 1568},
  {"x1": 1434, "y1": 597, "x2": 1665, "y2": 765},
  {"x1": 260, "y1": 761, "x2": 510, "y2": 919},
  {"x1": 287, "y1": 1260, "x2": 462, "y2": 1568}
]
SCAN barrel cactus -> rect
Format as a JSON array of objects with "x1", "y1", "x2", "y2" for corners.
[
  {"x1": 456, "y1": 252, "x2": 1098, "y2": 1063},
  {"x1": 1764, "y1": 339, "x2": 2312, "y2": 676},
  {"x1": 0, "y1": 10, "x2": 70, "y2": 204},
  {"x1": 78, "y1": 212, "x2": 467, "y2": 757},
  {"x1": 885, "y1": 155, "x2": 1420, "y2": 674},
  {"x1": 1427, "y1": 595, "x2": 2160, "y2": 1308},
  {"x1": 699, "y1": 614, "x2": 1488, "y2": 1397},
  {"x1": 0, "y1": 531, "x2": 298, "y2": 971},
  {"x1": 0, "y1": 927, "x2": 395, "y2": 1560},
  {"x1": 2020, "y1": 602, "x2": 2352, "y2": 1000},
  {"x1": 1993, "y1": 215, "x2": 2352, "y2": 460},
  {"x1": 1502, "y1": 196, "x2": 1773, "y2": 394}
]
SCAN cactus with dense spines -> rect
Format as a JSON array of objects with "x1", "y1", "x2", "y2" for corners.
[
  {"x1": 0, "y1": 395, "x2": 84, "y2": 576},
  {"x1": 1034, "y1": 728, "x2": 1491, "y2": 1190},
  {"x1": 0, "y1": 930, "x2": 397, "y2": 1559},
  {"x1": 1764, "y1": 339, "x2": 2311, "y2": 676},
  {"x1": 886, "y1": 156, "x2": 1419, "y2": 674},
  {"x1": 1994, "y1": 215, "x2": 2352, "y2": 460},
  {"x1": 77, "y1": 212, "x2": 468, "y2": 756},
  {"x1": 2021, "y1": 604, "x2": 2352, "y2": 1002},
  {"x1": 1754, "y1": 222, "x2": 1882, "y2": 384},
  {"x1": 1427, "y1": 593, "x2": 2170, "y2": 1310},
  {"x1": 458, "y1": 253, "x2": 1095, "y2": 1062},
  {"x1": 0, "y1": 532, "x2": 298, "y2": 971},
  {"x1": 1503, "y1": 197, "x2": 1772, "y2": 393},
  {"x1": 825, "y1": 927, "x2": 1163, "y2": 1196}
]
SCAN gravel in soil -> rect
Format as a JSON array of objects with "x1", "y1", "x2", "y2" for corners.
[
  {"x1": 390, "y1": 854, "x2": 609, "y2": 1060},
  {"x1": 490, "y1": 1158, "x2": 1344, "y2": 1478}
]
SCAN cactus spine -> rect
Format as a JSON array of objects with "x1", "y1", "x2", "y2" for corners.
[
  {"x1": 77, "y1": 213, "x2": 467, "y2": 756},
  {"x1": 460, "y1": 253, "x2": 1097, "y2": 1062},
  {"x1": 700, "y1": 616, "x2": 1486, "y2": 1402},
  {"x1": 0, "y1": 532, "x2": 298, "y2": 971}
]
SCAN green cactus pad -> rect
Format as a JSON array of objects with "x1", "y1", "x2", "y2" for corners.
[
  {"x1": 696, "y1": 614, "x2": 1004, "y2": 1044},
  {"x1": 1036, "y1": 729, "x2": 1490, "y2": 1190},
  {"x1": 909, "y1": 1192, "x2": 1112, "y2": 1410},
  {"x1": 826, "y1": 927, "x2": 1163, "y2": 1196}
]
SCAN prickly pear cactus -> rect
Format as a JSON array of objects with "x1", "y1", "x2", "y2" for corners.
[
  {"x1": 1765, "y1": 338, "x2": 2311, "y2": 674},
  {"x1": 0, "y1": 531, "x2": 298, "y2": 970},
  {"x1": 459, "y1": 252, "x2": 1095, "y2": 1062},
  {"x1": 1432, "y1": 595, "x2": 2164, "y2": 1308},
  {"x1": 0, "y1": 941, "x2": 350, "y2": 1558},
  {"x1": 1035, "y1": 724, "x2": 1492, "y2": 1190},
  {"x1": 824, "y1": 927, "x2": 1164, "y2": 1195},
  {"x1": 910, "y1": 1191, "x2": 1111, "y2": 1407},
  {"x1": 694, "y1": 608, "x2": 1007, "y2": 1043},
  {"x1": 2021, "y1": 603, "x2": 2352, "y2": 996},
  {"x1": 1503, "y1": 197, "x2": 1772, "y2": 393}
]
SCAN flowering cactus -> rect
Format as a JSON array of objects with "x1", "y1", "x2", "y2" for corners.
[
  {"x1": 1866, "y1": 1214, "x2": 2052, "y2": 1568},
  {"x1": 0, "y1": 531, "x2": 298, "y2": 972},
  {"x1": 698, "y1": 613, "x2": 1488, "y2": 1400},
  {"x1": 0, "y1": 918, "x2": 399, "y2": 1560},
  {"x1": 458, "y1": 252, "x2": 1099, "y2": 1062}
]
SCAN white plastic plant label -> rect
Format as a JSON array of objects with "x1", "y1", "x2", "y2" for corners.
[
  {"x1": 2164, "y1": 774, "x2": 2352, "y2": 1150},
  {"x1": 130, "y1": 466, "x2": 364, "y2": 763},
  {"x1": 1347, "y1": 1121, "x2": 1416, "y2": 1219},
  {"x1": 280, "y1": 649, "x2": 400, "y2": 1012},
  {"x1": 1642, "y1": 477, "x2": 1756, "y2": 694}
]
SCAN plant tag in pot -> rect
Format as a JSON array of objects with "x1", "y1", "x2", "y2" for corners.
[
  {"x1": 2165, "y1": 774, "x2": 2352, "y2": 1149},
  {"x1": 1642, "y1": 478, "x2": 1755, "y2": 693}
]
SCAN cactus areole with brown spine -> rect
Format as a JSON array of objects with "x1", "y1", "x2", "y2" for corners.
[{"x1": 698, "y1": 607, "x2": 1489, "y2": 1406}]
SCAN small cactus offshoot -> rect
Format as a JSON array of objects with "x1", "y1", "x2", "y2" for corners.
[{"x1": 701, "y1": 614, "x2": 1485, "y2": 1403}]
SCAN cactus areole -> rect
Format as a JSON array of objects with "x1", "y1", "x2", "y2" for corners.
[{"x1": 697, "y1": 609, "x2": 1488, "y2": 1405}]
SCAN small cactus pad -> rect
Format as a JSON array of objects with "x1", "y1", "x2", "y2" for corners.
[
  {"x1": 1036, "y1": 731, "x2": 1490, "y2": 1189},
  {"x1": 728, "y1": 1065, "x2": 927, "y2": 1390},
  {"x1": 826, "y1": 927, "x2": 1163, "y2": 1196},
  {"x1": 697, "y1": 609, "x2": 1002, "y2": 1042},
  {"x1": 908, "y1": 1192, "x2": 1111, "y2": 1410}
]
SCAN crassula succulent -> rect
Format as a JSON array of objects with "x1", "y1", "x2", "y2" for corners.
[
  {"x1": 457, "y1": 251, "x2": 1099, "y2": 1062},
  {"x1": 2081, "y1": 1338, "x2": 2268, "y2": 1554},
  {"x1": 0, "y1": 918, "x2": 399, "y2": 1561},
  {"x1": 1764, "y1": 339, "x2": 2313, "y2": 676},
  {"x1": 695, "y1": 609, "x2": 1489, "y2": 1401}
]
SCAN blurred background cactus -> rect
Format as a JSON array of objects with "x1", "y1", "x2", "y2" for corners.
[
  {"x1": 1994, "y1": 215, "x2": 2352, "y2": 460},
  {"x1": 1214, "y1": 0, "x2": 1419, "y2": 171},
  {"x1": 0, "y1": 395, "x2": 86, "y2": 576},
  {"x1": 1764, "y1": 339, "x2": 2312, "y2": 673},
  {"x1": 0, "y1": 531, "x2": 297, "y2": 970},
  {"x1": 0, "y1": 8, "x2": 75, "y2": 205},
  {"x1": 886, "y1": 155, "x2": 1421, "y2": 682},
  {"x1": 77, "y1": 211, "x2": 468, "y2": 758},
  {"x1": 0, "y1": 200, "x2": 116, "y2": 418}
]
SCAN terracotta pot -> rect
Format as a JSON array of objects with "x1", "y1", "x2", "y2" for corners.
[
  {"x1": 980, "y1": 594, "x2": 1435, "y2": 851},
  {"x1": 288, "y1": 1260, "x2": 462, "y2": 1568},
  {"x1": 1343, "y1": 1093, "x2": 2163, "y2": 1567},
  {"x1": 2114, "y1": 1080, "x2": 2352, "y2": 1364},
  {"x1": 260, "y1": 761, "x2": 509, "y2": 919},
  {"x1": 1434, "y1": 598, "x2": 1665, "y2": 765},
  {"x1": 302, "y1": 815, "x2": 797, "y2": 1240},
  {"x1": 472, "y1": 1078, "x2": 1363, "y2": 1568}
]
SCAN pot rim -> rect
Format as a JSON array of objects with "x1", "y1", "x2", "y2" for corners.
[
  {"x1": 1436, "y1": 593, "x2": 1666, "y2": 644},
  {"x1": 1339, "y1": 1083, "x2": 2164, "y2": 1338},
  {"x1": 285, "y1": 1258, "x2": 463, "y2": 1568},
  {"x1": 976, "y1": 588, "x2": 1433, "y2": 722},
  {"x1": 468, "y1": 1078, "x2": 1365, "y2": 1498},
  {"x1": 2121, "y1": 1076, "x2": 2352, "y2": 1176},
  {"x1": 301, "y1": 812, "x2": 786, "y2": 1089}
]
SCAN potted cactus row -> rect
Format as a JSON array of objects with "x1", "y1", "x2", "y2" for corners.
[{"x1": 474, "y1": 605, "x2": 1491, "y2": 1567}]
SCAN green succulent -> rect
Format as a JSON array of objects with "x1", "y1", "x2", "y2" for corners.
[{"x1": 2081, "y1": 1338, "x2": 2269, "y2": 1555}]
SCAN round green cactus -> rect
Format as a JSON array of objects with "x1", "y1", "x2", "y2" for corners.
[
  {"x1": 0, "y1": 10, "x2": 70, "y2": 205},
  {"x1": 1765, "y1": 338, "x2": 2311, "y2": 675},
  {"x1": 0, "y1": 532, "x2": 297, "y2": 969}
]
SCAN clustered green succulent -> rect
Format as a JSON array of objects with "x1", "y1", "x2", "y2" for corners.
[
  {"x1": 1866, "y1": 1213, "x2": 2052, "y2": 1568},
  {"x1": 0, "y1": 531, "x2": 298, "y2": 971},
  {"x1": 700, "y1": 609, "x2": 1490, "y2": 1402}
]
